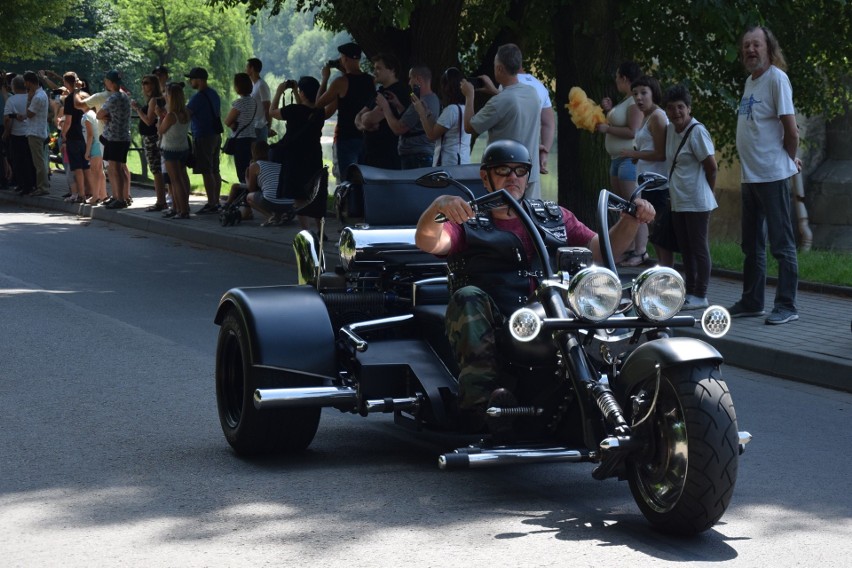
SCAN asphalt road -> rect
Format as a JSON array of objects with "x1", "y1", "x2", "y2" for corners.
[{"x1": 1, "y1": 207, "x2": 850, "y2": 567}]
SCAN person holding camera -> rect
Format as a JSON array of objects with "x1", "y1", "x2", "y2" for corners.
[
  {"x1": 376, "y1": 65, "x2": 439, "y2": 169},
  {"x1": 21, "y1": 71, "x2": 51, "y2": 196},
  {"x1": 266, "y1": 76, "x2": 327, "y2": 232},
  {"x1": 354, "y1": 52, "x2": 409, "y2": 170},
  {"x1": 314, "y1": 42, "x2": 374, "y2": 175},
  {"x1": 414, "y1": 67, "x2": 471, "y2": 167},
  {"x1": 462, "y1": 44, "x2": 541, "y2": 199}
]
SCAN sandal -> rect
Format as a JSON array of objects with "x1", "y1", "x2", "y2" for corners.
[
  {"x1": 260, "y1": 214, "x2": 281, "y2": 227},
  {"x1": 146, "y1": 203, "x2": 167, "y2": 212},
  {"x1": 619, "y1": 252, "x2": 650, "y2": 267}
]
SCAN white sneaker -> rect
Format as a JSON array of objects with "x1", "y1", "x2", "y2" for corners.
[{"x1": 682, "y1": 295, "x2": 709, "y2": 311}]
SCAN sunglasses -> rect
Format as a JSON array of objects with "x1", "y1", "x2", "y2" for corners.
[{"x1": 489, "y1": 165, "x2": 530, "y2": 177}]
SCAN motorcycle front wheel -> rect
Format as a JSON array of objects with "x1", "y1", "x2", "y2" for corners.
[{"x1": 626, "y1": 363, "x2": 739, "y2": 535}]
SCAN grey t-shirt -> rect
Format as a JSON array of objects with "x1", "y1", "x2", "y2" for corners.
[{"x1": 398, "y1": 92, "x2": 440, "y2": 156}]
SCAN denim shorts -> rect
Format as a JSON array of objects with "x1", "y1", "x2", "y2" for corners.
[
  {"x1": 609, "y1": 156, "x2": 637, "y2": 181},
  {"x1": 162, "y1": 148, "x2": 189, "y2": 163}
]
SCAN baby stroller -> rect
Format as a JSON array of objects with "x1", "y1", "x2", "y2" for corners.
[
  {"x1": 219, "y1": 185, "x2": 293, "y2": 227},
  {"x1": 219, "y1": 187, "x2": 249, "y2": 227}
]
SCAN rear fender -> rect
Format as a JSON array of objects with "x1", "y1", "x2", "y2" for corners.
[
  {"x1": 611, "y1": 337, "x2": 723, "y2": 401},
  {"x1": 215, "y1": 285, "x2": 336, "y2": 378}
]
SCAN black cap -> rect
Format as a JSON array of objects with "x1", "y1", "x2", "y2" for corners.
[
  {"x1": 152, "y1": 65, "x2": 169, "y2": 76},
  {"x1": 185, "y1": 67, "x2": 208, "y2": 80},
  {"x1": 337, "y1": 42, "x2": 362, "y2": 59}
]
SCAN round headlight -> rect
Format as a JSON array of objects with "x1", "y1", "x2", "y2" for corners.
[
  {"x1": 508, "y1": 308, "x2": 542, "y2": 342},
  {"x1": 567, "y1": 267, "x2": 622, "y2": 322},
  {"x1": 631, "y1": 267, "x2": 686, "y2": 322}
]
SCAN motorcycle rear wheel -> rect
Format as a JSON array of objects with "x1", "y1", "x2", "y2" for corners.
[
  {"x1": 215, "y1": 308, "x2": 321, "y2": 455},
  {"x1": 626, "y1": 363, "x2": 739, "y2": 535}
]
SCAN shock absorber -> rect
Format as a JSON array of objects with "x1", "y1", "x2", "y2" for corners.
[{"x1": 590, "y1": 382, "x2": 630, "y2": 436}]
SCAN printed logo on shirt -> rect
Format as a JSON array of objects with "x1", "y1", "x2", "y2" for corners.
[{"x1": 738, "y1": 94, "x2": 761, "y2": 120}]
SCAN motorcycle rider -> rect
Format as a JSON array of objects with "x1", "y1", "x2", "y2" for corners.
[{"x1": 415, "y1": 139, "x2": 656, "y2": 432}]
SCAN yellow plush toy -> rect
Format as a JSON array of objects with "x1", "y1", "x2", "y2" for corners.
[{"x1": 566, "y1": 87, "x2": 606, "y2": 133}]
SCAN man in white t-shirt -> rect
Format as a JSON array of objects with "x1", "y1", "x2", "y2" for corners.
[
  {"x1": 508, "y1": 71, "x2": 555, "y2": 175},
  {"x1": 730, "y1": 26, "x2": 801, "y2": 326},
  {"x1": 21, "y1": 72, "x2": 51, "y2": 195},
  {"x1": 246, "y1": 58, "x2": 271, "y2": 142},
  {"x1": 462, "y1": 44, "x2": 542, "y2": 199}
]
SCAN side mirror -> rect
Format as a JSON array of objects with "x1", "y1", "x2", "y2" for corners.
[
  {"x1": 637, "y1": 171, "x2": 668, "y2": 190},
  {"x1": 415, "y1": 170, "x2": 451, "y2": 188}
]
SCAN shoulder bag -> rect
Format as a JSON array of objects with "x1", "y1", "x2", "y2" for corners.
[{"x1": 222, "y1": 101, "x2": 257, "y2": 155}]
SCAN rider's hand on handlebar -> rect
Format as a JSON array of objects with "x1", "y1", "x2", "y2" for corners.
[
  {"x1": 631, "y1": 198, "x2": 656, "y2": 224},
  {"x1": 433, "y1": 195, "x2": 474, "y2": 224}
]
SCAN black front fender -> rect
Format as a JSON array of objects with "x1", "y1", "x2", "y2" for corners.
[
  {"x1": 215, "y1": 285, "x2": 336, "y2": 377},
  {"x1": 612, "y1": 336, "x2": 723, "y2": 400}
]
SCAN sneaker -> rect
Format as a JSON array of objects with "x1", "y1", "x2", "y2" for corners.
[
  {"x1": 765, "y1": 308, "x2": 799, "y2": 325},
  {"x1": 161, "y1": 208, "x2": 177, "y2": 218},
  {"x1": 728, "y1": 301, "x2": 765, "y2": 318},
  {"x1": 681, "y1": 295, "x2": 709, "y2": 311},
  {"x1": 29, "y1": 189, "x2": 49, "y2": 196}
]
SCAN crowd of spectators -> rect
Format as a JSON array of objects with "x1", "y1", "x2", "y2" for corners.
[{"x1": 1, "y1": 27, "x2": 801, "y2": 322}]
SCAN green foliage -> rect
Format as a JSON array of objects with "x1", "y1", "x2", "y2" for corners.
[
  {"x1": 710, "y1": 239, "x2": 852, "y2": 287},
  {"x1": 115, "y1": 0, "x2": 253, "y2": 102},
  {"x1": 0, "y1": 0, "x2": 74, "y2": 61},
  {"x1": 618, "y1": 0, "x2": 852, "y2": 157},
  {"x1": 11, "y1": 0, "x2": 144, "y2": 89},
  {"x1": 249, "y1": 3, "x2": 352, "y2": 83}
]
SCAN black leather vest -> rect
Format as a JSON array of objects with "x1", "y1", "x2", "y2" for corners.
[{"x1": 447, "y1": 199, "x2": 568, "y2": 314}]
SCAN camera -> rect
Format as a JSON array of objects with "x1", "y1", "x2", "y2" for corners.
[
  {"x1": 51, "y1": 88, "x2": 64, "y2": 97},
  {"x1": 284, "y1": 79, "x2": 298, "y2": 90},
  {"x1": 467, "y1": 77, "x2": 485, "y2": 89},
  {"x1": 411, "y1": 84, "x2": 421, "y2": 98},
  {"x1": 325, "y1": 59, "x2": 342, "y2": 71}
]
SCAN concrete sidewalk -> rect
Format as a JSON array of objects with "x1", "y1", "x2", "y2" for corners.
[{"x1": 2, "y1": 172, "x2": 850, "y2": 392}]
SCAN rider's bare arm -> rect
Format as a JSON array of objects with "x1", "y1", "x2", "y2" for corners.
[
  {"x1": 589, "y1": 198, "x2": 656, "y2": 264},
  {"x1": 415, "y1": 195, "x2": 475, "y2": 256}
]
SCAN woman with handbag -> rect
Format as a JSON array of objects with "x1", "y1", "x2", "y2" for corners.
[
  {"x1": 223, "y1": 73, "x2": 257, "y2": 184},
  {"x1": 157, "y1": 82, "x2": 192, "y2": 219},
  {"x1": 413, "y1": 66, "x2": 471, "y2": 166},
  {"x1": 663, "y1": 85, "x2": 718, "y2": 310}
]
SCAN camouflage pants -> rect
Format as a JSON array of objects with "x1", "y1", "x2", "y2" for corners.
[{"x1": 445, "y1": 286, "x2": 504, "y2": 409}]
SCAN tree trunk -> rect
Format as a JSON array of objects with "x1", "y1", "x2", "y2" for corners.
[{"x1": 554, "y1": 0, "x2": 622, "y2": 228}]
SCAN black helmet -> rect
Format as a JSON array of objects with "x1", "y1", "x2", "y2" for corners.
[{"x1": 480, "y1": 139, "x2": 532, "y2": 170}]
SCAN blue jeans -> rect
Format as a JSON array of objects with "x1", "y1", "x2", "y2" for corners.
[
  {"x1": 336, "y1": 137, "x2": 363, "y2": 177},
  {"x1": 740, "y1": 179, "x2": 798, "y2": 312},
  {"x1": 400, "y1": 153, "x2": 433, "y2": 170}
]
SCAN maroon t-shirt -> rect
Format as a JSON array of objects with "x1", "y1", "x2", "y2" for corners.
[{"x1": 443, "y1": 206, "x2": 596, "y2": 260}]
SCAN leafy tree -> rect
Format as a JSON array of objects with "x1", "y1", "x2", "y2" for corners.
[
  {"x1": 209, "y1": 0, "x2": 852, "y2": 220},
  {"x1": 115, "y1": 0, "x2": 253, "y2": 101},
  {"x1": 0, "y1": 0, "x2": 73, "y2": 62},
  {"x1": 11, "y1": 0, "x2": 144, "y2": 92}
]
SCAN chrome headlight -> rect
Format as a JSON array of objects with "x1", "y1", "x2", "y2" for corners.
[
  {"x1": 567, "y1": 267, "x2": 621, "y2": 322},
  {"x1": 508, "y1": 308, "x2": 542, "y2": 342},
  {"x1": 631, "y1": 267, "x2": 686, "y2": 322}
]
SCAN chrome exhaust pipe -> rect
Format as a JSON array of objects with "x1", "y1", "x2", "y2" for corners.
[
  {"x1": 254, "y1": 386, "x2": 357, "y2": 410},
  {"x1": 439, "y1": 446, "x2": 591, "y2": 470},
  {"x1": 739, "y1": 431, "x2": 752, "y2": 455}
]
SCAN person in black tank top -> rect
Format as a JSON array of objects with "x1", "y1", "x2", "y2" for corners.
[{"x1": 315, "y1": 42, "x2": 373, "y2": 176}]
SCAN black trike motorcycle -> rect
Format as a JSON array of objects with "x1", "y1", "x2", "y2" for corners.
[{"x1": 214, "y1": 165, "x2": 751, "y2": 535}]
